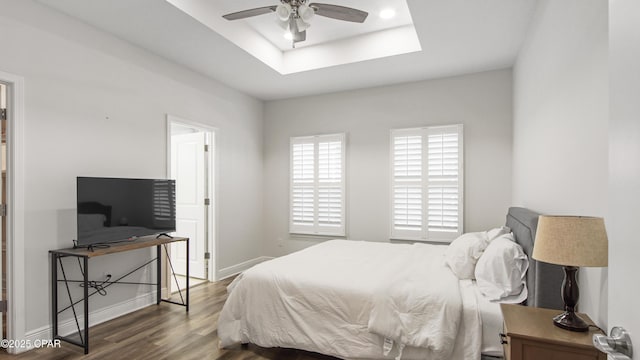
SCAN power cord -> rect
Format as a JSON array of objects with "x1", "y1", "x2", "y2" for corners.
[
  {"x1": 589, "y1": 324, "x2": 605, "y2": 333},
  {"x1": 79, "y1": 274, "x2": 112, "y2": 296},
  {"x1": 75, "y1": 257, "x2": 112, "y2": 296}
]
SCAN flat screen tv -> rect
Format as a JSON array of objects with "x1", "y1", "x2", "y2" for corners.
[{"x1": 77, "y1": 177, "x2": 176, "y2": 246}]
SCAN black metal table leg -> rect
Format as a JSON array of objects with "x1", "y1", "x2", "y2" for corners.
[
  {"x1": 83, "y1": 256, "x2": 89, "y2": 355},
  {"x1": 186, "y1": 238, "x2": 189, "y2": 312},
  {"x1": 157, "y1": 245, "x2": 161, "y2": 305},
  {"x1": 51, "y1": 253, "x2": 58, "y2": 340}
]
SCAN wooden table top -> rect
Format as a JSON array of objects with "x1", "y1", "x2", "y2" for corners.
[
  {"x1": 50, "y1": 236, "x2": 188, "y2": 258},
  {"x1": 501, "y1": 303, "x2": 604, "y2": 350}
]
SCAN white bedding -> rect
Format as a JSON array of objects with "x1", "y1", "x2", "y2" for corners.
[
  {"x1": 475, "y1": 286, "x2": 504, "y2": 357},
  {"x1": 367, "y1": 245, "x2": 473, "y2": 359},
  {"x1": 218, "y1": 240, "x2": 482, "y2": 360}
]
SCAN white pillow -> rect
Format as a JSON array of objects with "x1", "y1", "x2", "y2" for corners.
[
  {"x1": 485, "y1": 226, "x2": 511, "y2": 241},
  {"x1": 444, "y1": 232, "x2": 488, "y2": 279},
  {"x1": 475, "y1": 234, "x2": 529, "y2": 303},
  {"x1": 444, "y1": 227, "x2": 512, "y2": 280}
]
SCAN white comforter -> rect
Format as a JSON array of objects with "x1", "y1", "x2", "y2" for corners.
[
  {"x1": 368, "y1": 244, "x2": 464, "y2": 360},
  {"x1": 218, "y1": 240, "x2": 481, "y2": 360}
]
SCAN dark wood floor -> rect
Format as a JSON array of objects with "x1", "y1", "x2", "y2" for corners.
[{"x1": 0, "y1": 277, "x2": 338, "y2": 360}]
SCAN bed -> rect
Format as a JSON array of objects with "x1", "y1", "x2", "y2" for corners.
[{"x1": 218, "y1": 207, "x2": 563, "y2": 359}]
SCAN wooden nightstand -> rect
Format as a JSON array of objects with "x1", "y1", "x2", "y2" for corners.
[{"x1": 500, "y1": 304, "x2": 606, "y2": 360}]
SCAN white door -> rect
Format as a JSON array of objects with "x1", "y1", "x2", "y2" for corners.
[
  {"x1": 0, "y1": 82, "x2": 6, "y2": 338},
  {"x1": 0, "y1": 152, "x2": 3, "y2": 340},
  {"x1": 170, "y1": 131, "x2": 206, "y2": 279},
  {"x1": 608, "y1": 0, "x2": 639, "y2": 356}
]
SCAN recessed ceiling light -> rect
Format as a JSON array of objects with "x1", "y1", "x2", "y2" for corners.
[
  {"x1": 379, "y1": 8, "x2": 396, "y2": 20},
  {"x1": 284, "y1": 31, "x2": 293, "y2": 40}
]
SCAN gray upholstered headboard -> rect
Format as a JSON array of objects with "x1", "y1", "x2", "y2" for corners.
[{"x1": 506, "y1": 207, "x2": 563, "y2": 310}]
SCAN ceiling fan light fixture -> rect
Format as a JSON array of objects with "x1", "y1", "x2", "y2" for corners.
[
  {"x1": 296, "y1": 18, "x2": 310, "y2": 31},
  {"x1": 283, "y1": 31, "x2": 294, "y2": 40},
  {"x1": 221, "y1": 2, "x2": 369, "y2": 47},
  {"x1": 289, "y1": 17, "x2": 299, "y2": 34},
  {"x1": 277, "y1": 18, "x2": 289, "y2": 30},
  {"x1": 297, "y1": 4, "x2": 315, "y2": 22},
  {"x1": 275, "y1": 3, "x2": 292, "y2": 21}
]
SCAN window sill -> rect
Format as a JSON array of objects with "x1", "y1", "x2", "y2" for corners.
[
  {"x1": 289, "y1": 232, "x2": 346, "y2": 240},
  {"x1": 389, "y1": 237, "x2": 453, "y2": 244}
]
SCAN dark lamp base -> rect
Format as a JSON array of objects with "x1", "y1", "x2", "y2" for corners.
[{"x1": 553, "y1": 311, "x2": 589, "y2": 332}]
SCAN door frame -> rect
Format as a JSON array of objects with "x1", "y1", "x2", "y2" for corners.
[
  {"x1": 166, "y1": 114, "x2": 218, "y2": 283},
  {"x1": 0, "y1": 70, "x2": 25, "y2": 353}
]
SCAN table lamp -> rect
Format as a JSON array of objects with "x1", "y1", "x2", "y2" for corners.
[{"x1": 532, "y1": 215, "x2": 608, "y2": 332}]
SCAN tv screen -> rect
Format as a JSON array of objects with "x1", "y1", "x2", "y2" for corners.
[{"x1": 77, "y1": 177, "x2": 176, "y2": 246}]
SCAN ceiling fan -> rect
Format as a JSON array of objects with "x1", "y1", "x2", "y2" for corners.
[{"x1": 222, "y1": 1, "x2": 369, "y2": 47}]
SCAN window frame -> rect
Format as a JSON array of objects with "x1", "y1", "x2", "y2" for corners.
[
  {"x1": 389, "y1": 125, "x2": 464, "y2": 243},
  {"x1": 289, "y1": 133, "x2": 346, "y2": 237}
]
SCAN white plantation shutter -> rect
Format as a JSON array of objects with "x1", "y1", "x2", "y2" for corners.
[
  {"x1": 318, "y1": 141, "x2": 342, "y2": 227},
  {"x1": 427, "y1": 128, "x2": 462, "y2": 238},
  {"x1": 291, "y1": 143, "x2": 314, "y2": 227},
  {"x1": 318, "y1": 186, "x2": 342, "y2": 226},
  {"x1": 290, "y1": 134, "x2": 345, "y2": 235},
  {"x1": 390, "y1": 125, "x2": 463, "y2": 242},
  {"x1": 391, "y1": 132, "x2": 423, "y2": 239},
  {"x1": 393, "y1": 186, "x2": 422, "y2": 229}
]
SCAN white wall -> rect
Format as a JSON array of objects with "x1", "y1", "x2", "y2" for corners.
[
  {"x1": 512, "y1": 0, "x2": 608, "y2": 325},
  {"x1": 264, "y1": 69, "x2": 513, "y2": 256},
  {"x1": 0, "y1": 0, "x2": 263, "y2": 337},
  {"x1": 608, "y1": 0, "x2": 640, "y2": 348}
]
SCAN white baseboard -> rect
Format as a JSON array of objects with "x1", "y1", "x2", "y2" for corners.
[
  {"x1": 217, "y1": 256, "x2": 273, "y2": 280},
  {"x1": 20, "y1": 291, "x2": 156, "y2": 354}
]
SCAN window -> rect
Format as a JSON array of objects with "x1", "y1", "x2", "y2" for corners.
[
  {"x1": 390, "y1": 125, "x2": 463, "y2": 242},
  {"x1": 290, "y1": 133, "x2": 346, "y2": 236}
]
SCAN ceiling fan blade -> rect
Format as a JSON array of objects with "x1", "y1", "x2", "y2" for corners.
[
  {"x1": 309, "y1": 3, "x2": 368, "y2": 23},
  {"x1": 222, "y1": 6, "x2": 277, "y2": 21}
]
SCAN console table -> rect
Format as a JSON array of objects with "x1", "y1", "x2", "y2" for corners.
[{"x1": 50, "y1": 236, "x2": 189, "y2": 354}]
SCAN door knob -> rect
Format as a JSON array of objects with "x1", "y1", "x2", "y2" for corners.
[{"x1": 593, "y1": 326, "x2": 633, "y2": 360}]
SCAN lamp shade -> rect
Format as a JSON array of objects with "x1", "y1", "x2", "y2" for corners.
[{"x1": 532, "y1": 215, "x2": 608, "y2": 267}]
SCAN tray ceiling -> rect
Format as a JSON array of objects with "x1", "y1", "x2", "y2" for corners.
[{"x1": 36, "y1": 0, "x2": 538, "y2": 100}]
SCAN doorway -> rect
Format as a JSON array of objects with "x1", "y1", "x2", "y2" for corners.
[
  {"x1": 0, "y1": 71, "x2": 25, "y2": 354},
  {"x1": 167, "y1": 116, "x2": 216, "y2": 294},
  {"x1": 0, "y1": 82, "x2": 6, "y2": 341}
]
